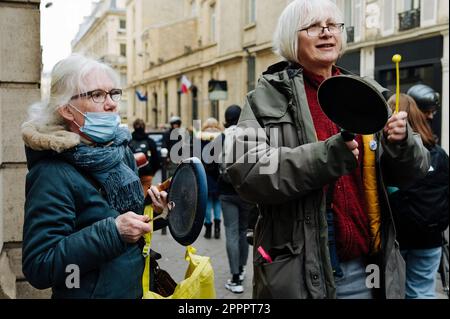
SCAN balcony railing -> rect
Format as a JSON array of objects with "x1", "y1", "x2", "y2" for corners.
[
  {"x1": 398, "y1": 8, "x2": 420, "y2": 31},
  {"x1": 346, "y1": 26, "x2": 354, "y2": 43}
]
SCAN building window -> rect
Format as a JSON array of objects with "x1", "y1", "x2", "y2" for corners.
[
  {"x1": 247, "y1": 0, "x2": 256, "y2": 24},
  {"x1": 132, "y1": 40, "x2": 136, "y2": 76},
  {"x1": 120, "y1": 73, "x2": 127, "y2": 88},
  {"x1": 381, "y1": 0, "x2": 395, "y2": 35},
  {"x1": 399, "y1": 0, "x2": 421, "y2": 31},
  {"x1": 344, "y1": 0, "x2": 362, "y2": 42},
  {"x1": 420, "y1": 0, "x2": 437, "y2": 27},
  {"x1": 191, "y1": 85, "x2": 198, "y2": 122},
  {"x1": 153, "y1": 93, "x2": 158, "y2": 128},
  {"x1": 404, "y1": 0, "x2": 420, "y2": 10},
  {"x1": 120, "y1": 43, "x2": 126, "y2": 57},
  {"x1": 191, "y1": 0, "x2": 198, "y2": 17},
  {"x1": 247, "y1": 55, "x2": 256, "y2": 92},
  {"x1": 119, "y1": 19, "x2": 126, "y2": 30},
  {"x1": 177, "y1": 78, "x2": 182, "y2": 117},
  {"x1": 164, "y1": 80, "x2": 169, "y2": 123},
  {"x1": 209, "y1": 3, "x2": 216, "y2": 43}
]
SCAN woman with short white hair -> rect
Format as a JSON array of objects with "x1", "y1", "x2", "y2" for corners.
[
  {"x1": 21, "y1": 54, "x2": 166, "y2": 298},
  {"x1": 226, "y1": 0, "x2": 429, "y2": 299}
]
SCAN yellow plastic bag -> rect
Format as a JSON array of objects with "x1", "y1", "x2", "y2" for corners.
[{"x1": 142, "y1": 205, "x2": 216, "y2": 299}]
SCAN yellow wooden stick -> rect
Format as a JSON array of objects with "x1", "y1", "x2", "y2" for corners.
[{"x1": 392, "y1": 54, "x2": 402, "y2": 113}]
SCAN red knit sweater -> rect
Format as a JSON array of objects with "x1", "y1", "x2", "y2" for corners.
[{"x1": 302, "y1": 67, "x2": 370, "y2": 261}]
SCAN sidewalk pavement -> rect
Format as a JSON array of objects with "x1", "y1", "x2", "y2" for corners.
[
  {"x1": 151, "y1": 223, "x2": 253, "y2": 299},
  {"x1": 151, "y1": 169, "x2": 253, "y2": 299}
]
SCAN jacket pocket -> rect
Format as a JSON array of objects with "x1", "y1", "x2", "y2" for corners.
[
  {"x1": 384, "y1": 240, "x2": 406, "y2": 299},
  {"x1": 259, "y1": 111, "x2": 295, "y2": 127},
  {"x1": 90, "y1": 266, "x2": 109, "y2": 298},
  {"x1": 254, "y1": 243, "x2": 305, "y2": 298}
]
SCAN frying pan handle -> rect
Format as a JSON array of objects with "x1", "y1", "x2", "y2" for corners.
[
  {"x1": 340, "y1": 130, "x2": 356, "y2": 142},
  {"x1": 157, "y1": 178, "x2": 172, "y2": 192}
]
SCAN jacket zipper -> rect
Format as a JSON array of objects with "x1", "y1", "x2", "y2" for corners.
[
  {"x1": 289, "y1": 76, "x2": 327, "y2": 298},
  {"x1": 375, "y1": 133, "x2": 398, "y2": 264}
]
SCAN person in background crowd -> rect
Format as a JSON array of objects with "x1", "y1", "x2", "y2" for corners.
[
  {"x1": 408, "y1": 83, "x2": 449, "y2": 298},
  {"x1": 161, "y1": 116, "x2": 188, "y2": 235},
  {"x1": 387, "y1": 93, "x2": 449, "y2": 299},
  {"x1": 219, "y1": 105, "x2": 255, "y2": 294},
  {"x1": 21, "y1": 54, "x2": 151, "y2": 298},
  {"x1": 199, "y1": 117, "x2": 223, "y2": 239},
  {"x1": 162, "y1": 116, "x2": 184, "y2": 178},
  {"x1": 129, "y1": 118, "x2": 160, "y2": 196},
  {"x1": 226, "y1": 0, "x2": 429, "y2": 299},
  {"x1": 407, "y1": 84, "x2": 440, "y2": 124}
]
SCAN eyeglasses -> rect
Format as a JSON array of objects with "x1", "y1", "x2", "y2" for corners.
[
  {"x1": 70, "y1": 89, "x2": 122, "y2": 103},
  {"x1": 299, "y1": 23, "x2": 345, "y2": 37}
]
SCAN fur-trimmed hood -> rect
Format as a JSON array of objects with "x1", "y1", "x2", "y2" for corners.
[{"x1": 22, "y1": 121, "x2": 80, "y2": 153}]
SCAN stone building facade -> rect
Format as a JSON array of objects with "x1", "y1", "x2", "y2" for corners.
[
  {"x1": 72, "y1": 0, "x2": 128, "y2": 120},
  {"x1": 126, "y1": 0, "x2": 284, "y2": 130},
  {"x1": 0, "y1": 0, "x2": 50, "y2": 298},
  {"x1": 337, "y1": 0, "x2": 449, "y2": 152},
  {"x1": 126, "y1": 0, "x2": 448, "y2": 152}
]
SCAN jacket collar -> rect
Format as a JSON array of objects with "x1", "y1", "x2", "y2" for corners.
[{"x1": 22, "y1": 121, "x2": 80, "y2": 153}]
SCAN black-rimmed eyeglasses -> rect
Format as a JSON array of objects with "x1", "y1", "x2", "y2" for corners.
[
  {"x1": 70, "y1": 89, "x2": 122, "y2": 103},
  {"x1": 299, "y1": 23, "x2": 345, "y2": 37}
]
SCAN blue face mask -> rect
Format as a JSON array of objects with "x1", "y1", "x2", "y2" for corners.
[{"x1": 69, "y1": 104, "x2": 121, "y2": 143}]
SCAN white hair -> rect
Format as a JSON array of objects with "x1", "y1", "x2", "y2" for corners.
[
  {"x1": 273, "y1": 0, "x2": 347, "y2": 64},
  {"x1": 24, "y1": 53, "x2": 120, "y2": 128}
]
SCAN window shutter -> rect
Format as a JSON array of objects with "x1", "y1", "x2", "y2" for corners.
[
  {"x1": 420, "y1": 0, "x2": 438, "y2": 27},
  {"x1": 382, "y1": 0, "x2": 395, "y2": 35},
  {"x1": 353, "y1": 0, "x2": 363, "y2": 42}
]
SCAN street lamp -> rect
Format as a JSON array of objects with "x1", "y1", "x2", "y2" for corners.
[{"x1": 45, "y1": 2, "x2": 53, "y2": 8}]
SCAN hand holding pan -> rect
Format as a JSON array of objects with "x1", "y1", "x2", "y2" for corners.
[
  {"x1": 148, "y1": 179, "x2": 174, "y2": 222},
  {"x1": 149, "y1": 157, "x2": 208, "y2": 246},
  {"x1": 317, "y1": 74, "x2": 389, "y2": 139}
]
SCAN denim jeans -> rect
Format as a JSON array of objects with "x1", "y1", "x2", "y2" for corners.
[
  {"x1": 220, "y1": 194, "x2": 253, "y2": 275},
  {"x1": 326, "y1": 209, "x2": 343, "y2": 277},
  {"x1": 335, "y1": 257, "x2": 374, "y2": 299},
  {"x1": 401, "y1": 247, "x2": 442, "y2": 299},
  {"x1": 205, "y1": 195, "x2": 221, "y2": 224}
]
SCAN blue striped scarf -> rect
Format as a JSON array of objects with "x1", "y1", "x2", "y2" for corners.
[{"x1": 62, "y1": 127, "x2": 144, "y2": 214}]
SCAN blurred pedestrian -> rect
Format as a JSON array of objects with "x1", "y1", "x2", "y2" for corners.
[
  {"x1": 162, "y1": 116, "x2": 184, "y2": 178},
  {"x1": 407, "y1": 84, "x2": 440, "y2": 124},
  {"x1": 129, "y1": 118, "x2": 160, "y2": 196},
  {"x1": 21, "y1": 54, "x2": 150, "y2": 298},
  {"x1": 226, "y1": 0, "x2": 429, "y2": 299},
  {"x1": 219, "y1": 105, "x2": 255, "y2": 294},
  {"x1": 387, "y1": 93, "x2": 449, "y2": 299},
  {"x1": 161, "y1": 116, "x2": 188, "y2": 235},
  {"x1": 199, "y1": 117, "x2": 223, "y2": 239}
]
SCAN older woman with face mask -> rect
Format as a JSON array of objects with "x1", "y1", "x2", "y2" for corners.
[
  {"x1": 226, "y1": 0, "x2": 429, "y2": 299},
  {"x1": 21, "y1": 54, "x2": 167, "y2": 298}
]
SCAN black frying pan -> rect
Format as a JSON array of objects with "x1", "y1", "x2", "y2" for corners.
[
  {"x1": 317, "y1": 75, "x2": 389, "y2": 138},
  {"x1": 154, "y1": 157, "x2": 208, "y2": 246}
]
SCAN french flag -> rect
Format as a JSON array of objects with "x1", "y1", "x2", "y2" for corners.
[{"x1": 181, "y1": 75, "x2": 192, "y2": 94}]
